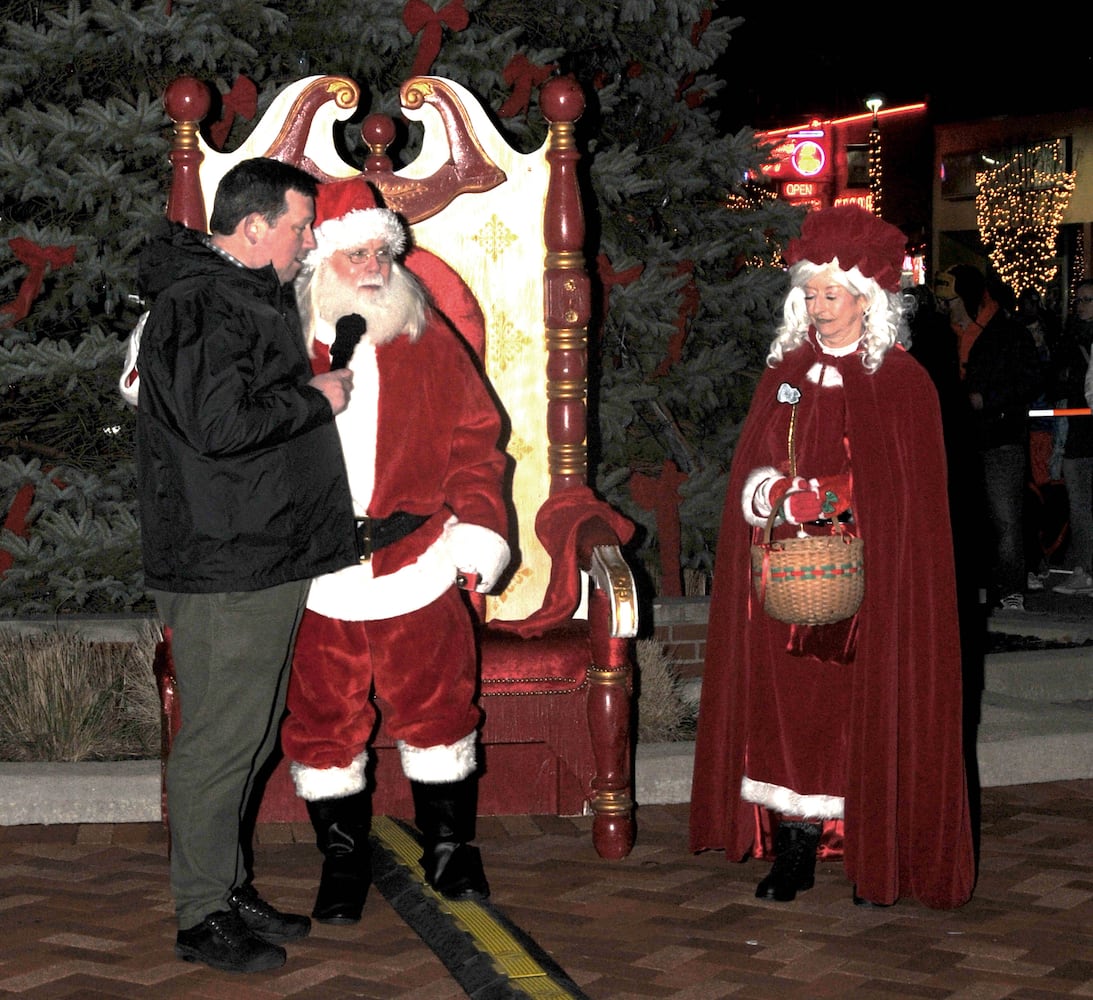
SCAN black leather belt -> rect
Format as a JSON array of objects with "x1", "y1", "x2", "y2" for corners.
[{"x1": 355, "y1": 511, "x2": 430, "y2": 563}]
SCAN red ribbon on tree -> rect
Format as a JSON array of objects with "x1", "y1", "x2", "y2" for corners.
[
  {"x1": 0, "y1": 237, "x2": 77, "y2": 327},
  {"x1": 631, "y1": 459, "x2": 688, "y2": 597},
  {"x1": 595, "y1": 252, "x2": 644, "y2": 326},
  {"x1": 498, "y1": 54, "x2": 556, "y2": 118},
  {"x1": 209, "y1": 76, "x2": 258, "y2": 150},
  {"x1": 402, "y1": 0, "x2": 469, "y2": 78},
  {"x1": 653, "y1": 260, "x2": 699, "y2": 377}
]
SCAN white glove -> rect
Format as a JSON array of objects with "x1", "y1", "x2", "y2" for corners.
[
  {"x1": 442, "y1": 520, "x2": 511, "y2": 593},
  {"x1": 741, "y1": 466, "x2": 808, "y2": 527}
]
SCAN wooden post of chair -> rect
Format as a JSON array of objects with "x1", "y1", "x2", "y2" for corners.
[
  {"x1": 163, "y1": 76, "x2": 210, "y2": 230},
  {"x1": 543, "y1": 76, "x2": 635, "y2": 858},
  {"x1": 542, "y1": 75, "x2": 590, "y2": 494}
]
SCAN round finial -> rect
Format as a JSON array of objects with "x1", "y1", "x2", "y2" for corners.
[
  {"x1": 164, "y1": 76, "x2": 211, "y2": 124},
  {"x1": 362, "y1": 113, "x2": 396, "y2": 150},
  {"x1": 541, "y1": 75, "x2": 584, "y2": 124}
]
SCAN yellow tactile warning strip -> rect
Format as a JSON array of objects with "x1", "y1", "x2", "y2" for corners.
[{"x1": 371, "y1": 814, "x2": 590, "y2": 999}]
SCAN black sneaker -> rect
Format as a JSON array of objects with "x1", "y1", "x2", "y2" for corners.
[
  {"x1": 228, "y1": 884, "x2": 311, "y2": 943},
  {"x1": 175, "y1": 908, "x2": 286, "y2": 973}
]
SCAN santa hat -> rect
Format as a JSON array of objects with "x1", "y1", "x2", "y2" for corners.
[
  {"x1": 305, "y1": 175, "x2": 407, "y2": 266},
  {"x1": 783, "y1": 205, "x2": 907, "y2": 293}
]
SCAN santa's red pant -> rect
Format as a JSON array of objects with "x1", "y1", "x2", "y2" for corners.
[{"x1": 281, "y1": 587, "x2": 481, "y2": 771}]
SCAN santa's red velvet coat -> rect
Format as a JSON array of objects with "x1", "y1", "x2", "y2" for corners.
[
  {"x1": 280, "y1": 307, "x2": 509, "y2": 778},
  {"x1": 689, "y1": 332, "x2": 976, "y2": 909}
]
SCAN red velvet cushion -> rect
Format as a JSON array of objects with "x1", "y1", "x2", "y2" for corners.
[{"x1": 478, "y1": 622, "x2": 589, "y2": 694}]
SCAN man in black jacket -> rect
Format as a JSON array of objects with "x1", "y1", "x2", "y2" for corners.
[{"x1": 135, "y1": 158, "x2": 357, "y2": 973}]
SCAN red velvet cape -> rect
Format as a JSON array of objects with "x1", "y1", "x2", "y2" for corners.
[{"x1": 689, "y1": 335, "x2": 976, "y2": 909}]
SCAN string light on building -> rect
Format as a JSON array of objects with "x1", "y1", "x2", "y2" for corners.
[
  {"x1": 975, "y1": 140, "x2": 1075, "y2": 297},
  {"x1": 865, "y1": 95, "x2": 884, "y2": 218}
]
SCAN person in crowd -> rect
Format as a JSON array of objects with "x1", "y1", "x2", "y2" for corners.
[
  {"x1": 279, "y1": 177, "x2": 510, "y2": 924},
  {"x1": 1049, "y1": 279, "x2": 1093, "y2": 594},
  {"x1": 689, "y1": 205, "x2": 976, "y2": 910},
  {"x1": 134, "y1": 158, "x2": 357, "y2": 973},
  {"x1": 939, "y1": 264, "x2": 1044, "y2": 612}
]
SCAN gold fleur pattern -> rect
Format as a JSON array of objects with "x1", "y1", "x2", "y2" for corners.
[
  {"x1": 487, "y1": 310, "x2": 533, "y2": 376},
  {"x1": 506, "y1": 434, "x2": 534, "y2": 465},
  {"x1": 473, "y1": 215, "x2": 517, "y2": 262}
]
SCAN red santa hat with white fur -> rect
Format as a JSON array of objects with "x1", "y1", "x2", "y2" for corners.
[{"x1": 305, "y1": 176, "x2": 407, "y2": 266}]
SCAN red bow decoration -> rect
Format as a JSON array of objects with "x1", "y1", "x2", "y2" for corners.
[
  {"x1": 209, "y1": 76, "x2": 258, "y2": 150},
  {"x1": 653, "y1": 260, "x2": 699, "y2": 377},
  {"x1": 595, "y1": 252, "x2": 644, "y2": 326},
  {"x1": 0, "y1": 237, "x2": 77, "y2": 327},
  {"x1": 402, "y1": 0, "x2": 469, "y2": 78},
  {"x1": 498, "y1": 54, "x2": 555, "y2": 118}
]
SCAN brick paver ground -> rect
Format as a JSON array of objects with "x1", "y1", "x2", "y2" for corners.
[{"x1": 1, "y1": 779, "x2": 1091, "y2": 998}]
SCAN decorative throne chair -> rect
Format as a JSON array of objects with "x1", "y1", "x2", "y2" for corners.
[{"x1": 153, "y1": 73, "x2": 639, "y2": 859}]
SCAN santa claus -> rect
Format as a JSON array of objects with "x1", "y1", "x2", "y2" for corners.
[{"x1": 281, "y1": 177, "x2": 510, "y2": 923}]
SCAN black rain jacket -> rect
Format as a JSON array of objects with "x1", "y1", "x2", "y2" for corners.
[{"x1": 135, "y1": 223, "x2": 356, "y2": 593}]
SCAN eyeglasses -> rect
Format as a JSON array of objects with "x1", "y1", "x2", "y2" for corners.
[
  {"x1": 342, "y1": 248, "x2": 393, "y2": 265},
  {"x1": 1077, "y1": 296, "x2": 1093, "y2": 304}
]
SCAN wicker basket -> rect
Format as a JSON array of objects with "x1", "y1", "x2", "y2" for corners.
[{"x1": 750, "y1": 505, "x2": 864, "y2": 626}]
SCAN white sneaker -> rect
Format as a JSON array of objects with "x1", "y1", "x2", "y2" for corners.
[
  {"x1": 1052, "y1": 568, "x2": 1093, "y2": 595},
  {"x1": 996, "y1": 593, "x2": 1025, "y2": 612},
  {"x1": 1027, "y1": 571, "x2": 1045, "y2": 592}
]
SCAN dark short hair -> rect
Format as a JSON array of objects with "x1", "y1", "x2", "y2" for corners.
[
  {"x1": 948, "y1": 263, "x2": 985, "y2": 319},
  {"x1": 208, "y1": 158, "x2": 319, "y2": 235}
]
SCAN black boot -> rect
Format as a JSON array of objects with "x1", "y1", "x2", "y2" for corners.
[
  {"x1": 410, "y1": 776, "x2": 489, "y2": 900},
  {"x1": 755, "y1": 821, "x2": 822, "y2": 902},
  {"x1": 306, "y1": 790, "x2": 372, "y2": 924}
]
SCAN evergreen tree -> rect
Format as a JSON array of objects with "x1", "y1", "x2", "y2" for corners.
[{"x1": 0, "y1": 0, "x2": 800, "y2": 614}]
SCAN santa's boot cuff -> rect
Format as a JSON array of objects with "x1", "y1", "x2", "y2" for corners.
[
  {"x1": 291, "y1": 752, "x2": 368, "y2": 801},
  {"x1": 398, "y1": 731, "x2": 477, "y2": 784}
]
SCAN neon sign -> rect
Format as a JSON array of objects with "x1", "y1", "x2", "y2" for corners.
[{"x1": 791, "y1": 140, "x2": 826, "y2": 177}]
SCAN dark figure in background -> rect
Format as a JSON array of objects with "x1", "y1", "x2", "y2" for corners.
[
  {"x1": 938, "y1": 264, "x2": 1044, "y2": 613},
  {"x1": 1049, "y1": 279, "x2": 1093, "y2": 595},
  {"x1": 134, "y1": 158, "x2": 357, "y2": 973},
  {"x1": 690, "y1": 206, "x2": 975, "y2": 910}
]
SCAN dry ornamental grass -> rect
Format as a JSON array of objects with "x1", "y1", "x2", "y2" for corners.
[{"x1": 0, "y1": 624, "x2": 161, "y2": 762}]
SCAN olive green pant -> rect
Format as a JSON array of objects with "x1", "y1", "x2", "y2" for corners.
[{"x1": 153, "y1": 581, "x2": 309, "y2": 930}]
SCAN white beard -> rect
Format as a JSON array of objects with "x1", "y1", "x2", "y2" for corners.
[{"x1": 310, "y1": 262, "x2": 426, "y2": 346}]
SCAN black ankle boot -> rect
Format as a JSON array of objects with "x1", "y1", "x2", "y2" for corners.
[
  {"x1": 409, "y1": 776, "x2": 489, "y2": 900},
  {"x1": 755, "y1": 821, "x2": 822, "y2": 902},
  {"x1": 306, "y1": 790, "x2": 372, "y2": 924}
]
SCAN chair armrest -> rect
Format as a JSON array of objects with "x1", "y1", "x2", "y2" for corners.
[{"x1": 588, "y1": 544, "x2": 639, "y2": 639}]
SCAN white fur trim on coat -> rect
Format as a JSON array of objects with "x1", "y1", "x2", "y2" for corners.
[
  {"x1": 740, "y1": 775, "x2": 845, "y2": 820},
  {"x1": 291, "y1": 751, "x2": 368, "y2": 801},
  {"x1": 398, "y1": 731, "x2": 478, "y2": 783}
]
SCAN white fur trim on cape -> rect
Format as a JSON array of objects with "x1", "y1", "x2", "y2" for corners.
[
  {"x1": 291, "y1": 751, "x2": 368, "y2": 801},
  {"x1": 742, "y1": 465, "x2": 784, "y2": 528},
  {"x1": 740, "y1": 775, "x2": 845, "y2": 820},
  {"x1": 398, "y1": 731, "x2": 478, "y2": 783},
  {"x1": 806, "y1": 361, "x2": 844, "y2": 388},
  {"x1": 307, "y1": 208, "x2": 407, "y2": 266}
]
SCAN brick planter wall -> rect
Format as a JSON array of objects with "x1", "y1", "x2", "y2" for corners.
[{"x1": 650, "y1": 596, "x2": 710, "y2": 679}]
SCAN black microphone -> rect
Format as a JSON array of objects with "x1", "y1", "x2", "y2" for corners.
[{"x1": 330, "y1": 313, "x2": 366, "y2": 370}]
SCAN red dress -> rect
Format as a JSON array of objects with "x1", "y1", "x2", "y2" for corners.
[{"x1": 689, "y1": 332, "x2": 976, "y2": 909}]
